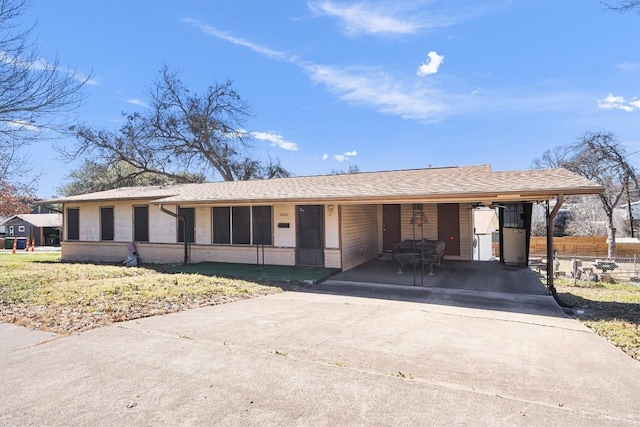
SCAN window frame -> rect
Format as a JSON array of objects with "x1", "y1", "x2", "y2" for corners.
[
  {"x1": 66, "y1": 208, "x2": 80, "y2": 241},
  {"x1": 232, "y1": 206, "x2": 251, "y2": 245},
  {"x1": 252, "y1": 206, "x2": 273, "y2": 246},
  {"x1": 212, "y1": 207, "x2": 231, "y2": 244},
  {"x1": 133, "y1": 205, "x2": 149, "y2": 242},
  {"x1": 100, "y1": 206, "x2": 115, "y2": 241},
  {"x1": 177, "y1": 207, "x2": 195, "y2": 243},
  {"x1": 212, "y1": 205, "x2": 273, "y2": 246}
]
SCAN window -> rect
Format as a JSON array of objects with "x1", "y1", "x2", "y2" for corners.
[
  {"x1": 503, "y1": 203, "x2": 525, "y2": 229},
  {"x1": 213, "y1": 207, "x2": 231, "y2": 244},
  {"x1": 18, "y1": 225, "x2": 25, "y2": 232},
  {"x1": 212, "y1": 206, "x2": 272, "y2": 245},
  {"x1": 252, "y1": 206, "x2": 272, "y2": 245},
  {"x1": 133, "y1": 206, "x2": 149, "y2": 242},
  {"x1": 232, "y1": 206, "x2": 251, "y2": 244},
  {"x1": 8, "y1": 225, "x2": 14, "y2": 237},
  {"x1": 67, "y1": 208, "x2": 79, "y2": 240},
  {"x1": 100, "y1": 207, "x2": 114, "y2": 241},
  {"x1": 177, "y1": 207, "x2": 195, "y2": 243}
]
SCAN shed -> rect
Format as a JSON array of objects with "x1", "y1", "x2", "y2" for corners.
[{"x1": 1, "y1": 213, "x2": 62, "y2": 246}]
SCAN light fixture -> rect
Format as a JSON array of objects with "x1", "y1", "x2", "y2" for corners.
[
  {"x1": 328, "y1": 204, "x2": 334, "y2": 214},
  {"x1": 410, "y1": 203, "x2": 427, "y2": 226}
]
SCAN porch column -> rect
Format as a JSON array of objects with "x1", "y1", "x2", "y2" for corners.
[{"x1": 546, "y1": 194, "x2": 564, "y2": 296}]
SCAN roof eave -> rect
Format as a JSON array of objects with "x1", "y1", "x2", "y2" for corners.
[{"x1": 150, "y1": 186, "x2": 604, "y2": 206}]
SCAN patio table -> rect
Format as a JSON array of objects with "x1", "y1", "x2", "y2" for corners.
[{"x1": 592, "y1": 260, "x2": 618, "y2": 273}]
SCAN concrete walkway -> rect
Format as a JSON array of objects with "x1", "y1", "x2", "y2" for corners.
[{"x1": 1, "y1": 286, "x2": 639, "y2": 426}]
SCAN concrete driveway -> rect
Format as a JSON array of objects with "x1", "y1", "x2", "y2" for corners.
[{"x1": 1, "y1": 285, "x2": 639, "y2": 426}]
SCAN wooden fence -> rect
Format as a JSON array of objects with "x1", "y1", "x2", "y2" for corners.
[{"x1": 529, "y1": 236, "x2": 640, "y2": 257}]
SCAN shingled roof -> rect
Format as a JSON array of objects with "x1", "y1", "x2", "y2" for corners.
[
  {"x1": 1, "y1": 213, "x2": 62, "y2": 228},
  {"x1": 42, "y1": 165, "x2": 603, "y2": 205}
]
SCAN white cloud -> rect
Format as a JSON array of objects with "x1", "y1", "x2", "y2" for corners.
[
  {"x1": 304, "y1": 63, "x2": 448, "y2": 120},
  {"x1": 333, "y1": 150, "x2": 357, "y2": 162},
  {"x1": 322, "y1": 153, "x2": 329, "y2": 160},
  {"x1": 308, "y1": 1, "x2": 422, "y2": 35},
  {"x1": 184, "y1": 18, "x2": 448, "y2": 121},
  {"x1": 307, "y1": 1, "x2": 493, "y2": 36},
  {"x1": 182, "y1": 19, "x2": 297, "y2": 62},
  {"x1": 616, "y1": 61, "x2": 640, "y2": 72},
  {"x1": 127, "y1": 98, "x2": 149, "y2": 108},
  {"x1": 417, "y1": 51, "x2": 444, "y2": 76},
  {"x1": 251, "y1": 131, "x2": 299, "y2": 151},
  {"x1": 7, "y1": 120, "x2": 39, "y2": 132},
  {"x1": 186, "y1": 19, "x2": 589, "y2": 122},
  {"x1": 597, "y1": 93, "x2": 639, "y2": 112},
  {"x1": 0, "y1": 50, "x2": 97, "y2": 85}
]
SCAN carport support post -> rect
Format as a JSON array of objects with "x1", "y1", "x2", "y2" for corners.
[{"x1": 546, "y1": 194, "x2": 564, "y2": 297}]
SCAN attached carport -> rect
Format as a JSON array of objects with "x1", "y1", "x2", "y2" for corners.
[
  {"x1": 331, "y1": 259, "x2": 548, "y2": 295},
  {"x1": 332, "y1": 167, "x2": 604, "y2": 297}
]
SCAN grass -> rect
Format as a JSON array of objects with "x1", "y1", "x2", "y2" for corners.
[
  {"x1": 555, "y1": 278, "x2": 640, "y2": 361},
  {"x1": 172, "y1": 262, "x2": 339, "y2": 283},
  {"x1": 0, "y1": 252, "x2": 284, "y2": 334},
  {"x1": 4, "y1": 252, "x2": 639, "y2": 363}
]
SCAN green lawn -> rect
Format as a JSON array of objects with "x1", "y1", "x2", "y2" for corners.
[{"x1": 0, "y1": 253, "x2": 284, "y2": 334}]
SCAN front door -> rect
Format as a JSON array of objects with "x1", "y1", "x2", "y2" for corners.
[
  {"x1": 382, "y1": 204, "x2": 401, "y2": 252},
  {"x1": 296, "y1": 205, "x2": 324, "y2": 266},
  {"x1": 438, "y1": 203, "x2": 460, "y2": 256}
]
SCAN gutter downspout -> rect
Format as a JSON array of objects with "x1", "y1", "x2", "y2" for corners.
[
  {"x1": 160, "y1": 204, "x2": 188, "y2": 266},
  {"x1": 546, "y1": 194, "x2": 564, "y2": 297}
]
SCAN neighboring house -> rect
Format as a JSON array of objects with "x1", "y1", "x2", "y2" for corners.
[
  {"x1": 41, "y1": 165, "x2": 602, "y2": 270},
  {"x1": 1, "y1": 214, "x2": 62, "y2": 246},
  {"x1": 0, "y1": 216, "x2": 7, "y2": 235},
  {"x1": 472, "y1": 208, "x2": 498, "y2": 261},
  {"x1": 617, "y1": 200, "x2": 640, "y2": 234}
]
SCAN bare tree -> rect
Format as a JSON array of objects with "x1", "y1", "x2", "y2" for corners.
[
  {"x1": 601, "y1": 0, "x2": 640, "y2": 13},
  {"x1": 530, "y1": 204, "x2": 547, "y2": 236},
  {"x1": 63, "y1": 66, "x2": 289, "y2": 183},
  {"x1": 533, "y1": 131, "x2": 639, "y2": 257},
  {"x1": 0, "y1": 0, "x2": 89, "y2": 182},
  {"x1": 331, "y1": 164, "x2": 361, "y2": 174},
  {"x1": 58, "y1": 159, "x2": 206, "y2": 197},
  {"x1": 564, "y1": 196, "x2": 609, "y2": 236}
]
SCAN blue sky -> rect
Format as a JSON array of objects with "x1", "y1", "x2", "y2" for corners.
[{"x1": 18, "y1": 0, "x2": 640, "y2": 197}]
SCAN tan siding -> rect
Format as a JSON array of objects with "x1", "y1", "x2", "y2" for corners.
[
  {"x1": 458, "y1": 203, "x2": 473, "y2": 260},
  {"x1": 400, "y1": 203, "x2": 437, "y2": 240},
  {"x1": 195, "y1": 206, "x2": 211, "y2": 244},
  {"x1": 79, "y1": 203, "x2": 99, "y2": 241},
  {"x1": 325, "y1": 204, "x2": 340, "y2": 249},
  {"x1": 398, "y1": 203, "x2": 472, "y2": 260},
  {"x1": 341, "y1": 204, "x2": 379, "y2": 271},
  {"x1": 113, "y1": 202, "x2": 134, "y2": 242},
  {"x1": 274, "y1": 205, "x2": 295, "y2": 247},
  {"x1": 150, "y1": 205, "x2": 177, "y2": 243}
]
